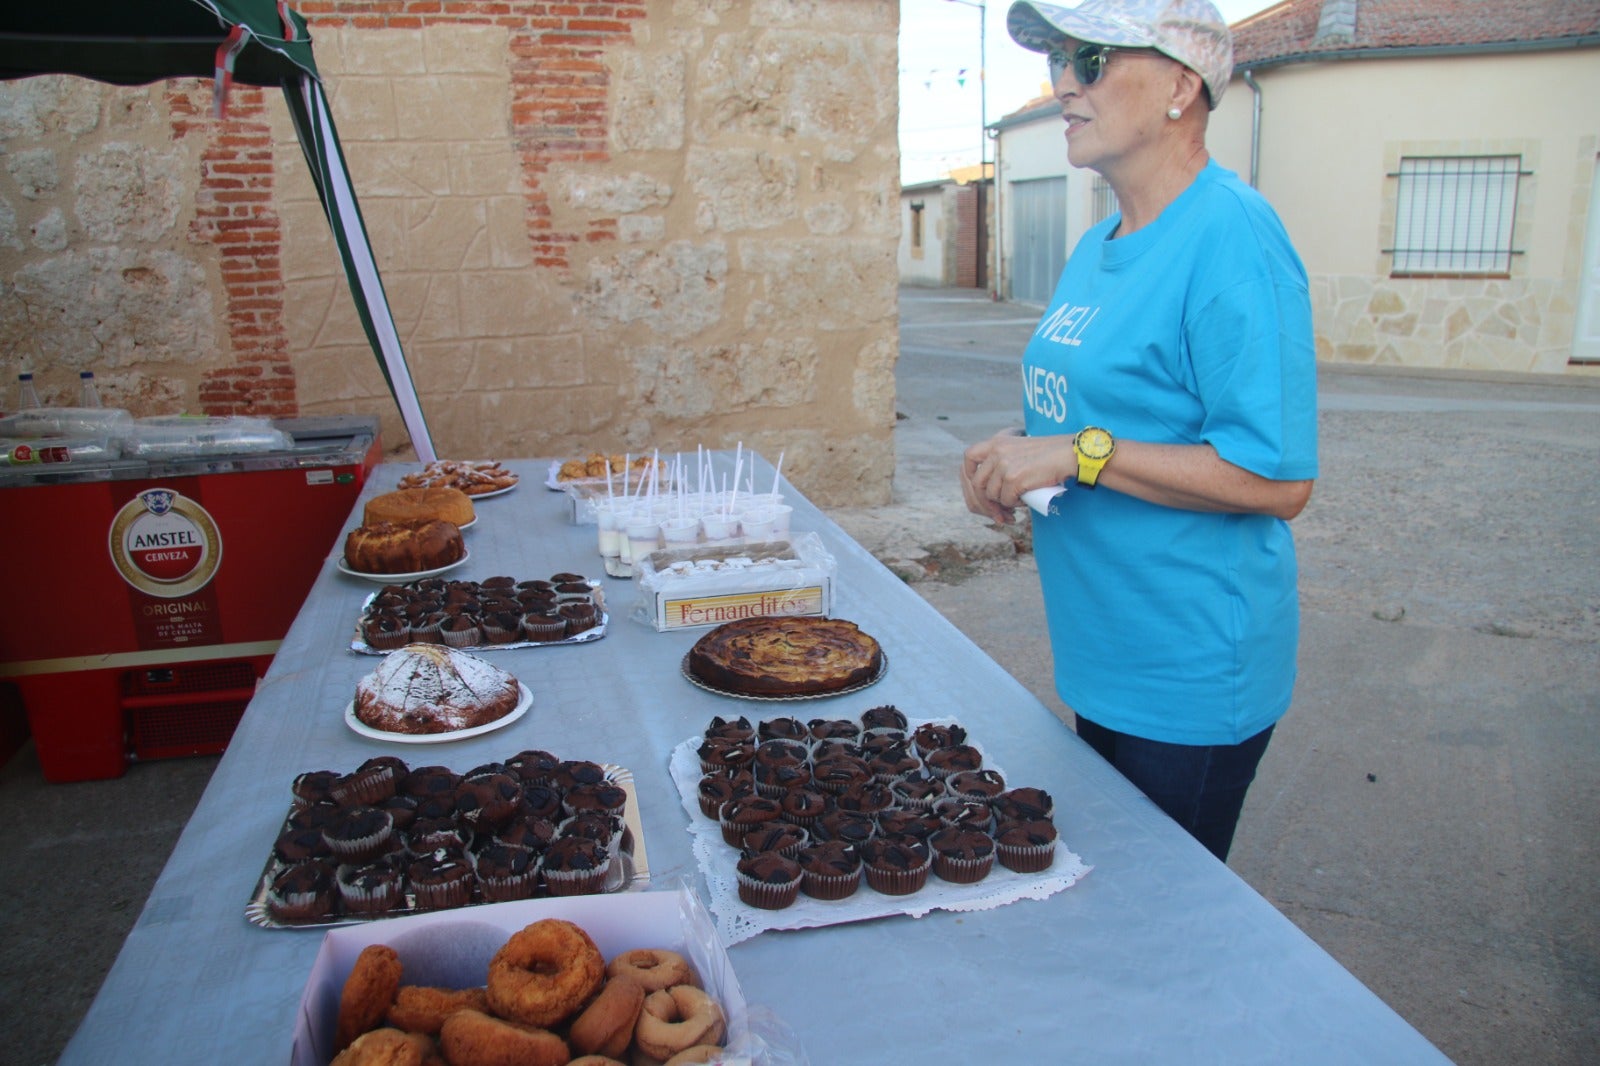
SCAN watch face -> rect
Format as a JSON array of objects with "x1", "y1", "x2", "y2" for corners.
[{"x1": 1076, "y1": 428, "x2": 1114, "y2": 460}]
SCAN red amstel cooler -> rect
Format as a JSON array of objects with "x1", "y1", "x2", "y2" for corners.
[{"x1": 0, "y1": 415, "x2": 380, "y2": 782}]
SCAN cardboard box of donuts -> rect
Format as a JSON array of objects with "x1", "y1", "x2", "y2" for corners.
[{"x1": 292, "y1": 887, "x2": 756, "y2": 1065}]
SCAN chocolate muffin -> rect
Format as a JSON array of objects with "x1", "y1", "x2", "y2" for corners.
[
  {"x1": 736, "y1": 849, "x2": 803, "y2": 910},
  {"x1": 797, "y1": 839, "x2": 863, "y2": 901},
  {"x1": 540, "y1": 835, "x2": 611, "y2": 896},
  {"x1": 861, "y1": 837, "x2": 931, "y2": 895},
  {"x1": 929, "y1": 826, "x2": 996, "y2": 884}
]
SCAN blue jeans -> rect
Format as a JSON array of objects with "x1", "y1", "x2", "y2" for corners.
[{"x1": 1074, "y1": 716, "x2": 1275, "y2": 862}]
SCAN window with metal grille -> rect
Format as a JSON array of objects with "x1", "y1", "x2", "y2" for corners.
[
  {"x1": 1092, "y1": 176, "x2": 1117, "y2": 224},
  {"x1": 1387, "y1": 155, "x2": 1527, "y2": 276}
]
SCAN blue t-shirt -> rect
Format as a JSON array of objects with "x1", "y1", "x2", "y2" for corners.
[{"x1": 1023, "y1": 161, "x2": 1318, "y2": 745}]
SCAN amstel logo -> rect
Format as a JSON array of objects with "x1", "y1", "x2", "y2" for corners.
[{"x1": 108, "y1": 488, "x2": 223, "y2": 597}]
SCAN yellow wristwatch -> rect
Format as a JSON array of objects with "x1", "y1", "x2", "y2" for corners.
[{"x1": 1072, "y1": 426, "x2": 1115, "y2": 488}]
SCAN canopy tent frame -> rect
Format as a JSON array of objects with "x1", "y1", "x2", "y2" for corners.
[{"x1": 0, "y1": 1, "x2": 436, "y2": 461}]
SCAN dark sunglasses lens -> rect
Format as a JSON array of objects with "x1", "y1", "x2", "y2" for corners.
[
  {"x1": 1048, "y1": 51, "x2": 1069, "y2": 84},
  {"x1": 1074, "y1": 45, "x2": 1109, "y2": 85}
]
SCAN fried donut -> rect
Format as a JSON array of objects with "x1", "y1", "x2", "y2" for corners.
[
  {"x1": 485, "y1": 918, "x2": 606, "y2": 1027},
  {"x1": 438, "y1": 1009, "x2": 568, "y2": 1066},
  {"x1": 568, "y1": 1058, "x2": 627, "y2": 1066},
  {"x1": 664, "y1": 1047, "x2": 729, "y2": 1066},
  {"x1": 337, "y1": 944, "x2": 404, "y2": 1052},
  {"x1": 383, "y1": 985, "x2": 490, "y2": 1035},
  {"x1": 605, "y1": 948, "x2": 697, "y2": 993},
  {"x1": 329, "y1": 1027, "x2": 436, "y2": 1066},
  {"x1": 633, "y1": 986, "x2": 726, "y2": 1061},
  {"x1": 569, "y1": 974, "x2": 646, "y2": 1058}
]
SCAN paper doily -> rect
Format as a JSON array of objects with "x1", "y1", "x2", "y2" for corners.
[{"x1": 670, "y1": 724, "x2": 1091, "y2": 947}]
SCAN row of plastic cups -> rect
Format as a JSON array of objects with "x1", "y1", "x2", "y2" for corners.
[{"x1": 596, "y1": 504, "x2": 793, "y2": 561}]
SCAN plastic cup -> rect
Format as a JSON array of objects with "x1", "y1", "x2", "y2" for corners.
[
  {"x1": 767, "y1": 503, "x2": 793, "y2": 538},
  {"x1": 700, "y1": 512, "x2": 741, "y2": 547},
  {"x1": 660, "y1": 516, "x2": 699, "y2": 548},
  {"x1": 595, "y1": 504, "x2": 623, "y2": 558},
  {"x1": 625, "y1": 514, "x2": 662, "y2": 564},
  {"x1": 739, "y1": 506, "x2": 781, "y2": 542}
]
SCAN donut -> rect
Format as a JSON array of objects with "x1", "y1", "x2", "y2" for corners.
[
  {"x1": 439, "y1": 1009, "x2": 569, "y2": 1066},
  {"x1": 664, "y1": 1047, "x2": 729, "y2": 1065},
  {"x1": 384, "y1": 985, "x2": 490, "y2": 1035},
  {"x1": 336, "y1": 944, "x2": 404, "y2": 1052},
  {"x1": 329, "y1": 1027, "x2": 436, "y2": 1066},
  {"x1": 568, "y1": 974, "x2": 646, "y2": 1059},
  {"x1": 605, "y1": 948, "x2": 697, "y2": 993},
  {"x1": 633, "y1": 986, "x2": 726, "y2": 1061},
  {"x1": 485, "y1": 918, "x2": 606, "y2": 1027},
  {"x1": 568, "y1": 1056, "x2": 628, "y2": 1065}
]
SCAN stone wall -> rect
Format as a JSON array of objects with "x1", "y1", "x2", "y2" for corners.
[{"x1": 0, "y1": 1, "x2": 901, "y2": 506}]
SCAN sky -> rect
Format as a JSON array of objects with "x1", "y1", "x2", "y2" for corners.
[{"x1": 898, "y1": 0, "x2": 1278, "y2": 185}]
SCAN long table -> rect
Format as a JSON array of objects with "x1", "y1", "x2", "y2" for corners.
[{"x1": 63, "y1": 456, "x2": 1448, "y2": 1064}]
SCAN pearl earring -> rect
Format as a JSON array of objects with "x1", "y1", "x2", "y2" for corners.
[{"x1": 1167, "y1": 107, "x2": 1182, "y2": 120}]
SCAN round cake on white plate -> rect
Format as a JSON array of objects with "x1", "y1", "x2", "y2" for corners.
[{"x1": 354, "y1": 644, "x2": 520, "y2": 734}]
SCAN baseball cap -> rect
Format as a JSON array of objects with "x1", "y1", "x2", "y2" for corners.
[{"x1": 1007, "y1": 0, "x2": 1234, "y2": 109}]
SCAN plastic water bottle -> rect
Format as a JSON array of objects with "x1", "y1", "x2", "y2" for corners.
[
  {"x1": 78, "y1": 371, "x2": 102, "y2": 408},
  {"x1": 15, "y1": 372, "x2": 42, "y2": 411}
]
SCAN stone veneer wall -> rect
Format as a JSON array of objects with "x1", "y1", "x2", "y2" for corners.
[
  {"x1": 0, "y1": 1, "x2": 901, "y2": 506},
  {"x1": 1311, "y1": 135, "x2": 1598, "y2": 376}
]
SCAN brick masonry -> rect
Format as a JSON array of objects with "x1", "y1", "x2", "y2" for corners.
[{"x1": 0, "y1": 1, "x2": 900, "y2": 506}]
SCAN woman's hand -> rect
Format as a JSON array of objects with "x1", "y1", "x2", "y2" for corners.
[
  {"x1": 961, "y1": 429, "x2": 1315, "y2": 523},
  {"x1": 960, "y1": 429, "x2": 1076, "y2": 525}
]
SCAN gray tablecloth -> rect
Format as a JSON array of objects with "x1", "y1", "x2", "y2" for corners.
[{"x1": 62, "y1": 456, "x2": 1447, "y2": 1065}]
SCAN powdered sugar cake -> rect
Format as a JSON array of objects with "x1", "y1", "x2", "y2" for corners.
[{"x1": 354, "y1": 644, "x2": 521, "y2": 734}]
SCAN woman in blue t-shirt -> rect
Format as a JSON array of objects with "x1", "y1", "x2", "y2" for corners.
[{"x1": 961, "y1": 0, "x2": 1319, "y2": 861}]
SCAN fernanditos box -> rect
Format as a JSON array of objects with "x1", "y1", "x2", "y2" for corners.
[{"x1": 633, "y1": 533, "x2": 836, "y2": 632}]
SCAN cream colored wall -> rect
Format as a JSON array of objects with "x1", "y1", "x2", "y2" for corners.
[
  {"x1": 899, "y1": 187, "x2": 950, "y2": 286},
  {"x1": 1211, "y1": 50, "x2": 1600, "y2": 375},
  {"x1": 0, "y1": 3, "x2": 904, "y2": 506}
]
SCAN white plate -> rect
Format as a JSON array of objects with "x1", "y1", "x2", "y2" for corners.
[
  {"x1": 336, "y1": 549, "x2": 471, "y2": 584},
  {"x1": 343, "y1": 682, "x2": 532, "y2": 744}
]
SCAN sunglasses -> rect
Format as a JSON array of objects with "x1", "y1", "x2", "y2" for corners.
[{"x1": 1047, "y1": 43, "x2": 1156, "y2": 87}]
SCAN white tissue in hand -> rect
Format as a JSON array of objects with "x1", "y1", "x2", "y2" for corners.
[{"x1": 1021, "y1": 485, "x2": 1067, "y2": 515}]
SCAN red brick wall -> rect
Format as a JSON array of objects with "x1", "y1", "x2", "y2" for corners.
[{"x1": 182, "y1": 2, "x2": 645, "y2": 416}]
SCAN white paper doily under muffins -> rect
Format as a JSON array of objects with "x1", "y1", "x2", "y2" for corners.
[{"x1": 669, "y1": 721, "x2": 1091, "y2": 947}]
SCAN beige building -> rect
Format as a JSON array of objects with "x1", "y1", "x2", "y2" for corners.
[
  {"x1": 0, "y1": 2, "x2": 903, "y2": 506},
  {"x1": 985, "y1": 0, "x2": 1600, "y2": 376}
]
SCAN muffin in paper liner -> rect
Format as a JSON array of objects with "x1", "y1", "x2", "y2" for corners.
[
  {"x1": 995, "y1": 818, "x2": 1059, "y2": 874},
  {"x1": 322, "y1": 806, "x2": 395, "y2": 863},
  {"x1": 738, "y1": 823, "x2": 810, "y2": 860},
  {"x1": 362, "y1": 614, "x2": 411, "y2": 651},
  {"x1": 406, "y1": 847, "x2": 474, "y2": 910},
  {"x1": 718, "y1": 797, "x2": 782, "y2": 848},
  {"x1": 736, "y1": 850, "x2": 803, "y2": 910},
  {"x1": 861, "y1": 837, "x2": 931, "y2": 896},
  {"x1": 267, "y1": 860, "x2": 335, "y2": 921},
  {"x1": 797, "y1": 840, "x2": 863, "y2": 902},
  {"x1": 539, "y1": 837, "x2": 612, "y2": 896},
  {"x1": 336, "y1": 859, "x2": 405, "y2": 914},
  {"x1": 439, "y1": 618, "x2": 481, "y2": 647},
  {"x1": 472, "y1": 842, "x2": 540, "y2": 902},
  {"x1": 890, "y1": 774, "x2": 946, "y2": 811},
  {"x1": 929, "y1": 827, "x2": 996, "y2": 885},
  {"x1": 521, "y1": 613, "x2": 567, "y2": 643}
]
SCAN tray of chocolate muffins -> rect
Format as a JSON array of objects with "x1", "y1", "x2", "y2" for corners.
[
  {"x1": 246, "y1": 751, "x2": 650, "y2": 929},
  {"x1": 350, "y1": 572, "x2": 608, "y2": 654}
]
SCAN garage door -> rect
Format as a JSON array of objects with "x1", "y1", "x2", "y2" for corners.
[{"x1": 1009, "y1": 176, "x2": 1067, "y2": 307}]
